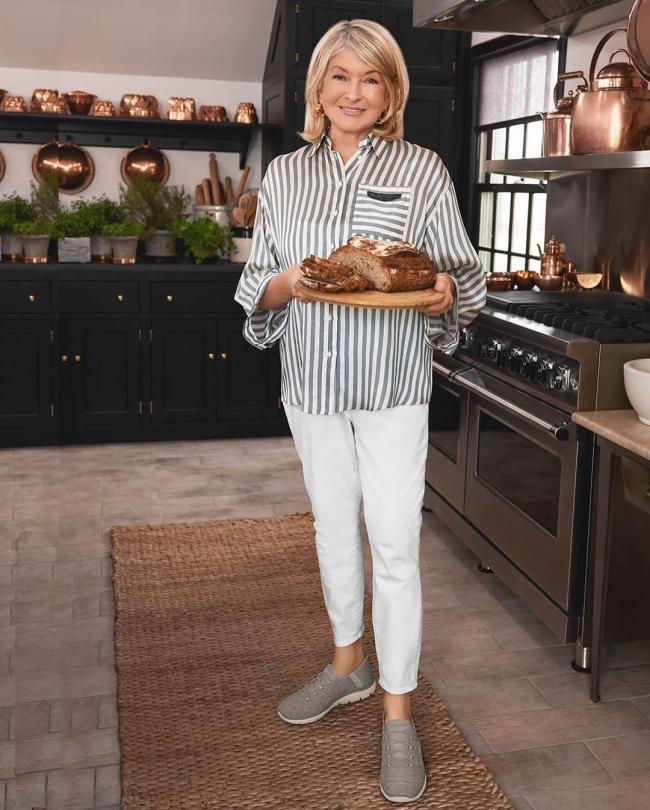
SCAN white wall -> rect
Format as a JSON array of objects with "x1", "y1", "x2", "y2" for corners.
[
  {"x1": 0, "y1": 66, "x2": 263, "y2": 204},
  {"x1": 564, "y1": 19, "x2": 629, "y2": 74}
]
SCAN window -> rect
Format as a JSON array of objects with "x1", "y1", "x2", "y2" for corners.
[{"x1": 473, "y1": 39, "x2": 562, "y2": 275}]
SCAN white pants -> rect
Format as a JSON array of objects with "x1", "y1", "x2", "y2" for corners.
[{"x1": 283, "y1": 401, "x2": 429, "y2": 694}]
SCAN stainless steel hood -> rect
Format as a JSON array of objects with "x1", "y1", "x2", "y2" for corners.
[{"x1": 413, "y1": 0, "x2": 634, "y2": 36}]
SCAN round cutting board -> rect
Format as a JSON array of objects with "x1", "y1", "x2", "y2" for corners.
[{"x1": 299, "y1": 286, "x2": 445, "y2": 309}]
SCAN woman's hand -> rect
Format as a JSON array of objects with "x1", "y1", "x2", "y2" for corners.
[
  {"x1": 285, "y1": 264, "x2": 313, "y2": 304},
  {"x1": 414, "y1": 272, "x2": 455, "y2": 317}
]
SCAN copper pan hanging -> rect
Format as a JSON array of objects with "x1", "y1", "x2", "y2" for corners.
[
  {"x1": 628, "y1": 0, "x2": 650, "y2": 82},
  {"x1": 120, "y1": 142, "x2": 170, "y2": 186},
  {"x1": 0, "y1": 150, "x2": 5, "y2": 184},
  {"x1": 32, "y1": 139, "x2": 95, "y2": 194}
]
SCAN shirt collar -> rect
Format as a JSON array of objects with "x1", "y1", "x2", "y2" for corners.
[{"x1": 306, "y1": 131, "x2": 389, "y2": 160}]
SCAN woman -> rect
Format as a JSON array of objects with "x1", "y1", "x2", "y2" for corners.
[{"x1": 235, "y1": 19, "x2": 484, "y2": 804}]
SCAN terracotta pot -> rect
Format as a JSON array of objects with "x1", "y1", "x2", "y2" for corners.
[{"x1": 110, "y1": 236, "x2": 138, "y2": 264}]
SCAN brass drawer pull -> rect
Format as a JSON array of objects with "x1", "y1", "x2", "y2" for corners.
[
  {"x1": 208, "y1": 352, "x2": 215, "y2": 360},
  {"x1": 74, "y1": 355, "x2": 81, "y2": 363},
  {"x1": 166, "y1": 294, "x2": 173, "y2": 302},
  {"x1": 61, "y1": 355, "x2": 68, "y2": 363},
  {"x1": 27, "y1": 294, "x2": 36, "y2": 302},
  {"x1": 117, "y1": 294, "x2": 124, "y2": 302},
  {"x1": 220, "y1": 352, "x2": 227, "y2": 360}
]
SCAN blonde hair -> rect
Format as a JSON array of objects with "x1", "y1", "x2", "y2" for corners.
[{"x1": 299, "y1": 19, "x2": 409, "y2": 144}]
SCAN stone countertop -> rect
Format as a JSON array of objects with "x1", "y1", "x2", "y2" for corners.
[{"x1": 572, "y1": 410, "x2": 650, "y2": 463}]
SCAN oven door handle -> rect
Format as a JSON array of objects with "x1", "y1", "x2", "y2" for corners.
[
  {"x1": 432, "y1": 359, "x2": 471, "y2": 381},
  {"x1": 454, "y1": 371, "x2": 573, "y2": 441}
]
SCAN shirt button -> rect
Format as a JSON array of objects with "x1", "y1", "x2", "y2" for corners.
[
  {"x1": 326, "y1": 315, "x2": 332, "y2": 321},
  {"x1": 332, "y1": 210, "x2": 338, "y2": 216},
  {"x1": 327, "y1": 351, "x2": 332, "y2": 357}
]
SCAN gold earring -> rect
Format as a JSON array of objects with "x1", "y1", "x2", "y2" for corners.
[{"x1": 315, "y1": 103, "x2": 323, "y2": 116}]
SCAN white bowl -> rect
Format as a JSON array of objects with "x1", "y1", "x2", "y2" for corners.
[{"x1": 624, "y1": 358, "x2": 650, "y2": 426}]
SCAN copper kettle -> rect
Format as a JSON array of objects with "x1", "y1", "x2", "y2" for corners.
[
  {"x1": 541, "y1": 74, "x2": 587, "y2": 156},
  {"x1": 570, "y1": 28, "x2": 650, "y2": 154}
]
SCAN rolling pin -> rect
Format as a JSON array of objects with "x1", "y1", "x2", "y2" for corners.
[
  {"x1": 233, "y1": 166, "x2": 250, "y2": 206},
  {"x1": 195, "y1": 184, "x2": 205, "y2": 206},
  {"x1": 224, "y1": 176, "x2": 234, "y2": 208},
  {"x1": 201, "y1": 178, "x2": 213, "y2": 206},
  {"x1": 209, "y1": 153, "x2": 224, "y2": 205}
]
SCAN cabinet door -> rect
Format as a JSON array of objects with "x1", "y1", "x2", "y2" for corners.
[
  {"x1": 404, "y1": 85, "x2": 458, "y2": 180},
  {"x1": 0, "y1": 320, "x2": 52, "y2": 428},
  {"x1": 60, "y1": 319, "x2": 141, "y2": 427},
  {"x1": 217, "y1": 318, "x2": 282, "y2": 422},
  {"x1": 295, "y1": 1, "x2": 381, "y2": 74},
  {"x1": 381, "y1": 4, "x2": 462, "y2": 83},
  {"x1": 151, "y1": 319, "x2": 217, "y2": 423}
]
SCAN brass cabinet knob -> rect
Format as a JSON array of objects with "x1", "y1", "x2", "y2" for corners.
[
  {"x1": 166, "y1": 294, "x2": 173, "y2": 302},
  {"x1": 116, "y1": 294, "x2": 124, "y2": 302},
  {"x1": 27, "y1": 294, "x2": 36, "y2": 302},
  {"x1": 74, "y1": 354, "x2": 81, "y2": 363},
  {"x1": 61, "y1": 354, "x2": 68, "y2": 363},
  {"x1": 220, "y1": 352, "x2": 227, "y2": 360},
  {"x1": 208, "y1": 352, "x2": 215, "y2": 360}
]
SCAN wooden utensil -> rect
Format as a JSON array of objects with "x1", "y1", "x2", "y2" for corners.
[
  {"x1": 234, "y1": 166, "x2": 250, "y2": 205},
  {"x1": 224, "y1": 176, "x2": 234, "y2": 207},
  {"x1": 245, "y1": 196, "x2": 257, "y2": 227},
  {"x1": 231, "y1": 207, "x2": 245, "y2": 228},
  {"x1": 209, "y1": 153, "x2": 223, "y2": 205},
  {"x1": 299, "y1": 287, "x2": 445, "y2": 309},
  {"x1": 201, "y1": 178, "x2": 213, "y2": 206},
  {"x1": 195, "y1": 184, "x2": 205, "y2": 205}
]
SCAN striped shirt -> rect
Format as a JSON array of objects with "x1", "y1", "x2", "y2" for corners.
[{"x1": 234, "y1": 133, "x2": 485, "y2": 415}]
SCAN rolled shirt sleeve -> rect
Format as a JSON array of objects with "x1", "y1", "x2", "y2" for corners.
[
  {"x1": 423, "y1": 175, "x2": 486, "y2": 353},
  {"x1": 234, "y1": 180, "x2": 290, "y2": 350}
]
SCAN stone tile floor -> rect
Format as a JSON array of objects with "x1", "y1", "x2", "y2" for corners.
[{"x1": 1, "y1": 436, "x2": 649, "y2": 810}]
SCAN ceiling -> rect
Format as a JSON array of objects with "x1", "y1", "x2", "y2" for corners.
[{"x1": 1, "y1": 0, "x2": 278, "y2": 81}]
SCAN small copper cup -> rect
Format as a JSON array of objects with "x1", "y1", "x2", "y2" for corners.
[
  {"x1": 90, "y1": 100, "x2": 116, "y2": 117},
  {"x1": 40, "y1": 98, "x2": 70, "y2": 114},
  {"x1": 0, "y1": 95, "x2": 27, "y2": 112},
  {"x1": 168, "y1": 97, "x2": 196, "y2": 120},
  {"x1": 31, "y1": 89, "x2": 59, "y2": 112},
  {"x1": 198, "y1": 104, "x2": 228, "y2": 122},
  {"x1": 63, "y1": 91, "x2": 96, "y2": 115},
  {"x1": 234, "y1": 102, "x2": 258, "y2": 124},
  {"x1": 120, "y1": 94, "x2": 159, "y2": 118}
]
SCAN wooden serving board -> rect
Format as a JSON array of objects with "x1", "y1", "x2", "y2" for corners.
[{"x1": 300, "y1": 286, "x2": 445, "y2": 309}]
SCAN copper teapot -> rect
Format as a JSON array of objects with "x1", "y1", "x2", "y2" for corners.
[
  {"x1": 541, "y1": 74, "x2": 586, "y2": 156},
  {"x1": 570, "y1": 28, "x2": 650, "y2": 154}
]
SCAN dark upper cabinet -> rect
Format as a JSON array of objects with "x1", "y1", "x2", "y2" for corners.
[
  {"x1": 0, "y1": 320, "x2": 52, "y2": 429},
  {"x1": 217, "y1": 317, "x2": 282, "y2": 421},
  {"x1": 294, "y1": 1, "x2": 382, "y2": 74},
  {"x1": 404, "y1": 85, "x2": 457, "y2": 176},
  {"x1": 381, "y1": 4, "x2": 461, "y2": 82},
  {"x1": 60, "y1": 318, "x2": 141, "y2": 427},
  {"x1": 150, "y1": 318, "x2": 217, "y2": 423}
]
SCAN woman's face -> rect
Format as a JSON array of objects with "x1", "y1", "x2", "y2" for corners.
[{"x1": 318, "y1": 47, "x2": 388, "y2": 142}]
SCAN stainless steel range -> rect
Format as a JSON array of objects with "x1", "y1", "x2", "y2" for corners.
[{"x1": 425, "y1": 290, "x2": 650, "y2": 667}]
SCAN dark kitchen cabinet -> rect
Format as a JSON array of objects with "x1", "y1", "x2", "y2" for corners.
[
  {"x1": 151, "y1": 319, "x2": 217, "y2": 423},
  {"x1": 0, "y1": 319, "x2": 52, "y2": 429},
  {"x1": 59, "y1": 318, "x2": 141, "y2": 428},
  {"x1": 0, "y1": 263, "x2": 288, "y2": 447},
  {"x1": 217, "y1": 317, "x2": 282, "y2": 421},
  {"x1": 262, "y1": 0, "x2": 471, "y2": 202}
]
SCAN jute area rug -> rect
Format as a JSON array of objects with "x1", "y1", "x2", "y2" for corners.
[{"x1": 111, "y1": 513, "x2": 514, "y2": 810}]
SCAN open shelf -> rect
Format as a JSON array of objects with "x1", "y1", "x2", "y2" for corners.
[
  {"x1": 0, "y1": 112, "x2": 282, "y2": 169},
  {"x1": 486, "y1": 151, "x2": 650, "y2": 179}
]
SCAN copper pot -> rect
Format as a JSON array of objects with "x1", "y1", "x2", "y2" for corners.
[
  {"x1": 513, "y1": 270, "x2": 537, "y2": 290},
  {"x1": 63, "y1": 91, "x2": 96, "y2": 115},
  {"x1": 168, "y1": 97, "x2": 196, "y2": 120},
  {"x1": 0, "y1": 89, "x2": 6, "y2": 106},
  {"x1": 90, "y1": 100, "x2": 116, "y2": 117},
  {"x1": 199, "y1": 105, "x2": 228, "y2": 122},
  {"x1": 541, "y1": 74, "x2": 587, "y2": 157},
  {"x1": 234, "y1": 102, "x2": 258, "y2": 124},
  {"x1": 536, "y1": 274, "x2": 564, "y2": 291},
  {"x1": 120, "y1": 94, "x2": 159, "y2": 118},
  {"x1": 486, "y1": 273, "x2": 513, "y2": 291},
  {"x1": 0, "y1": 150, "x2": 5, "y2": 184},
  {"x1": 31, "y1": 88, "x2": 59, "y2": 112},
  {"x1": 571, "y1": 28, "x2": 650, "y2": 154},
  {"x1": 0, "y1": 95, "x2": 27, "y2": 113},
  {"x1": 32, "y1": 140, "x2": 95, "y2": 194},
  {"x1": 120, "y1": 143, "x2": 170, "y2": 185}
]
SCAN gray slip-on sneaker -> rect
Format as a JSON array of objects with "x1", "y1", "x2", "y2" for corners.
[
  {"x1": 277, "y1": 656, "x2": 376, "y2": 724},
  {"x1": 380, "y1": 718, "x2": 426, "y2": 803}
]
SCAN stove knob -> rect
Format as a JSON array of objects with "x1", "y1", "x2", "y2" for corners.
[
  {"x1": 548, "y1": 364, "x2": 572, "y2": 393},
  {"x1": 522, "y1": 353, "x2": 538, "y2": 379},
  {"x1": 506, "y1": 347, "x2": 523, "y2": 373},
  {"x1": 478, "y1": 341, "x2": 489, "y2": 359},
  {"x1": 538, "y1": 359, "x2": 554, "y2": 386},
  {"x1": 487, "y1": 339, "x2": 502, "y2": 361}
]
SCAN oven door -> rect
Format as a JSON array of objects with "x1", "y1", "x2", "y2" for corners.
[
  {"x1": 458, "y1": 367, "x2": 580, "y2": 611},
  {"x1": 426, "y1": 357, "x2": 470, "y2": 513}
]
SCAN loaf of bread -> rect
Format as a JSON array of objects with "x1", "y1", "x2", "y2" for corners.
[
  {"x1": 328, "y1": 235, "x2": 437, "y2": 292},
  {"x1": 301, "y1": 255, "x2": 374, "y2": 292}
]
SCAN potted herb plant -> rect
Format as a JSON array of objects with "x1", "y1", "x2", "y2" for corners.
[
  {"x1": 54, "y1": 206, "x2": 93, "y2": 262},
  {"x1": 119, "y1": 176, "x2": 190, "y2": 260},
  {"x1": 174, "y1": 216, "x2": 235, "y2": 265},
  {"x1": 69, "y1": 197, "x2": 122, "y2": 262},
  {"x1": 104, "y1": 220, "x2": 146, "y2": 264},
  {"x1": 15, "y1": 173, "x2": 60, "y2": 263},
  {"x1": 0, "y1": 193, "x2": 33, "y2": 261}
]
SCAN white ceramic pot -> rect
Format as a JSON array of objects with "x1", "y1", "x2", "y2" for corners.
[
  {"x1": 21, "y1": 235, "x2": 50, "y2": 263},
  {"x1": 1, "y1": 233, "x2": 23, "y2": 259},
  {"x1": 145, "y1": 229, "x2": 176, "y2": 258},
  {"x1": 193, "y1": 205, "x2": 230, "y2": 227},
  {"x1": 232, "y1": 236, "x2": 253, "y2": 263},
  {"x1": 624, "y1": 358, "x2": 650, "y2": 426},
  {"x1": 90, "y1": 234, "x2": 112, "y2": 261},
  {"x1": 110, "y1": 236, "x2": 138, "y2": 264}
]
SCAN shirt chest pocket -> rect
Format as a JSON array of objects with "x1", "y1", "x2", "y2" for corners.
[{"x1": 351, "y1": 184, "x2": 412, "y2": 241}]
